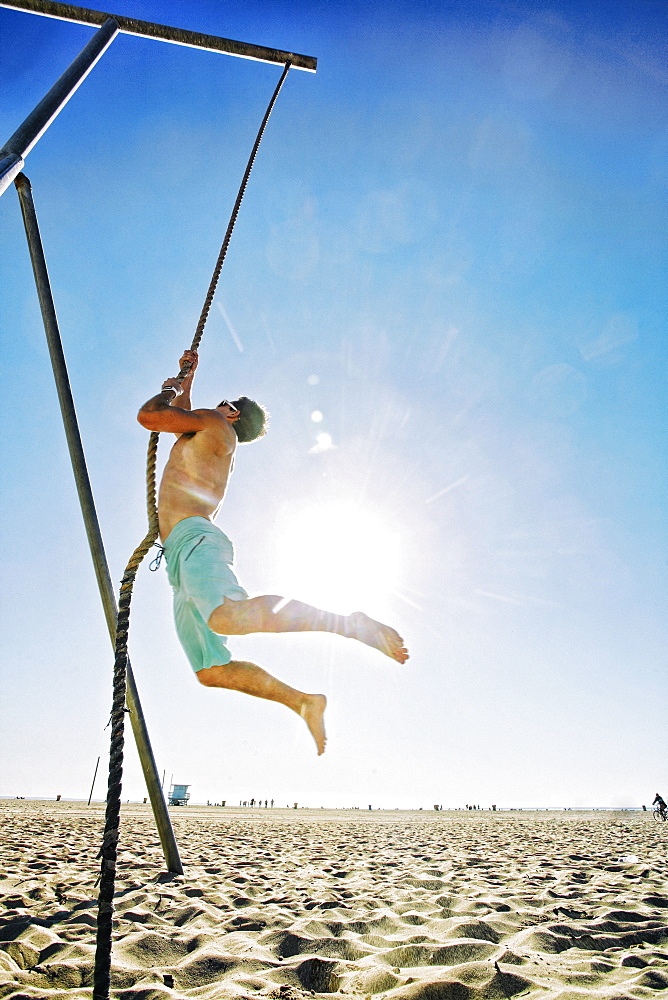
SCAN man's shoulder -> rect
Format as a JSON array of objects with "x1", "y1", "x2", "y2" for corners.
[
  {"x1": 187, "y1": 409, "x2": 236, "y2": 449},
  {"x1": 189, "y1": 407, "x2": 230, "y2": 430},
  {"x1": 191, "y1": 407, "x2": 224, "y2": 418}
]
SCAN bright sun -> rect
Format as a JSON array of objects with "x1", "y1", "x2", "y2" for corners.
[{"x1": 274, "y1": 500, "x2": 402, "y2": 612}]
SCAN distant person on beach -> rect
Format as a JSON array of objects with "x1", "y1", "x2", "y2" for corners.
[
  {"x1": 653, "y1": 793, "x2": 667, "y2": 819},
  {"x1": 138, "y1": 349, "x2": 408, "y2": 755}
]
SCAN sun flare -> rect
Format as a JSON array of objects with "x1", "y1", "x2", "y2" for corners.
[{"x1": 274, "y1": 500, "x2": 402, "y2": 612}]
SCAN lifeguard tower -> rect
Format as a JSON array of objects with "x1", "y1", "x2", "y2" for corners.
[{"x1": 169, "y1": 783, "x2": 190, "y2": 806}]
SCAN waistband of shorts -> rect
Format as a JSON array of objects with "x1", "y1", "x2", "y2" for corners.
[{"x1": 163, "y1": 516, "x2": 230, "y2": 555}]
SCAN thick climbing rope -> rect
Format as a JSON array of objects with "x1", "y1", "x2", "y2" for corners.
[{"x1": 93, "y1": 61, "x2": 291, "y2": 1000}]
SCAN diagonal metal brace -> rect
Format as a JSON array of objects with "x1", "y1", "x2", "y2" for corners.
[
  {"x1": 0, "y1": 15, "x2": 119, "y2": 195},
  {"x1": 14, "y1": 172, "x2": 183, "y2": 876}
]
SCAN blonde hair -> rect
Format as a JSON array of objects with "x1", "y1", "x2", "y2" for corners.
[{"x1": 230, "y1": 397, "x2": 268, "y2": 443}]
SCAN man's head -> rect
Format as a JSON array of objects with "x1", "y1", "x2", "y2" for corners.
[{"x1": 218, "y1": 397, "x2": 268, "y2": 443}]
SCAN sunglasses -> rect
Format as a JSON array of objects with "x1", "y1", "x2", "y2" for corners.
[{"x1": 219, "y1": 399, "x2": 240, "y2": 413}]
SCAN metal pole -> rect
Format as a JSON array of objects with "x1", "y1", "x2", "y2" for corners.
[
  {"x1": 0, "y1": 17, "x2": 119, "y2": 195},
  {"x1": 14, "y1": 172, "x2": 183, "y2": 875},
  {"x1": 0, "y1": 0, "x2": 317, "y2": 71},
  {"x1": 88, "y1": 755, "x2": 100, "y2": 805}
]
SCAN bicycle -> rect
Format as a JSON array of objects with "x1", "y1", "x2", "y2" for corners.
[{"x1": 652, "y1": 806, "x2": 667, "y2": 822}]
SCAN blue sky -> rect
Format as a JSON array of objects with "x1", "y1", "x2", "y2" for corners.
[{"x1": 1, "y1": 0, "x2": 666, "y2": 810}]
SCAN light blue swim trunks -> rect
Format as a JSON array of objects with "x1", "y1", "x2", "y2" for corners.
[{"x1": 163, "y1": 516, "x2": 248, "y2": 673}]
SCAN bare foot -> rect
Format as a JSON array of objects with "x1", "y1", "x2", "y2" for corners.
[
  {"x1": 300, "y1": 694, "x2": 327, "y2": 755},
  {"x1": 345, "y1": 612, "x2": 409, "y2": 663}
]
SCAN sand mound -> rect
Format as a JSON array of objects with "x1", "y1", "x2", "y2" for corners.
[{"x1": 1, "y1": 803, "x2": 667, "y2": 999}]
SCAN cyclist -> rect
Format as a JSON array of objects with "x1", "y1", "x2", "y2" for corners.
[{"x1": 652, "y1": 793, "x2": 667, "y2": 820}]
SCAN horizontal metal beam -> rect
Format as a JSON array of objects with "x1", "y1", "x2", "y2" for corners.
[{"x1": 0, "y1": 0, "x2": 317, "y2": 71}]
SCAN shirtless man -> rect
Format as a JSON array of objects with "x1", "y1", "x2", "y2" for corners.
[{"x1": 138, "y1": 350, "x2": 408, "y2": 754}]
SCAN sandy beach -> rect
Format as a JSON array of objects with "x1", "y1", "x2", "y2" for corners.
[{"x1": 1, "y1": 801, "x2": 667, "y2": 999}]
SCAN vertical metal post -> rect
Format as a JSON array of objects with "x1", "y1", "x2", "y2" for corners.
[
  {"x1": 14, "y1": 172, "x2": 183, "y2": 875},
  {"x1": 0, "y1": 17, "x2": 119, "y2": 194}
]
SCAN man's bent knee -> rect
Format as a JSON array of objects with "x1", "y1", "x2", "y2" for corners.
[
  {"x1": 197, "y1": 660, "x2": 254, "y2": 691},
  {"x1": 197, "y1": 665, "x2": 222, "y2": 687},
  {"x1": 197, "y1": 662, "x2": 239, "y2": 687}
]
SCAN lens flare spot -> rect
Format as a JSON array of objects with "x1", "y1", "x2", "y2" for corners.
[{"x1": 309, "y1": 433, "x2": 334, "y2": 453}]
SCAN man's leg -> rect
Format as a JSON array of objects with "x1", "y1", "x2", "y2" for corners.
[
  {"x1": 197, "y1": 659, "x2": 327, "y2": 755},
  {"x1": 208, "y1": 596, "x2": 408, "y2": 663}
]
